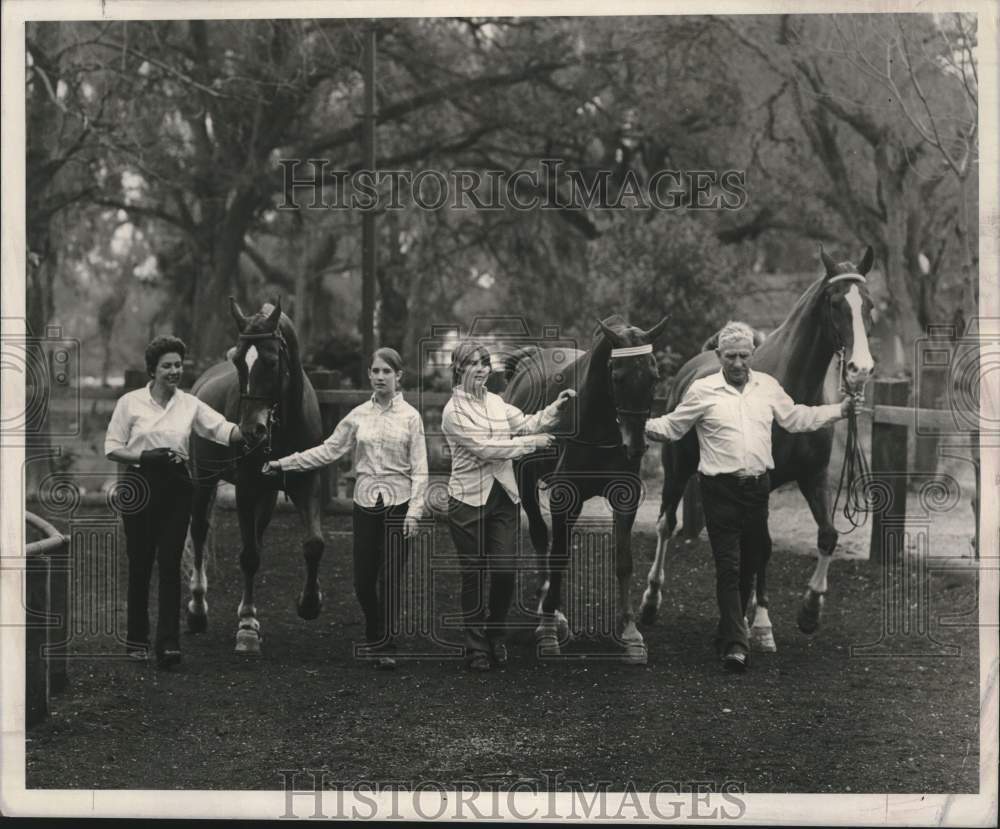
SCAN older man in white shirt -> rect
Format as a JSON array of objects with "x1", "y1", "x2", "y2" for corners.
[{"x1": 645, "y1": 321, "x2": 852, "y2": 672}]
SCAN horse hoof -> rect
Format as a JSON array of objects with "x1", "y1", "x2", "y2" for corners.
[
  {"x1": 235, "y1": 627, "x2": 262, "y2": 654},
  {"x1": 554, "y1": 611, "x2": 573, "y2": 643},
  {"x1": 797, "y1": 590, "x2": 825, "y2": 634},
  {"x1": 622, "y1": 640, "x2": 648, "y2": 665},
  {"x1": 751, "y1": 625, "x2": 777, "y2": 653},
  {"x1": 535, "y1": 622, "x2": 560, "y2": 659},
  {"x1": 536, "y1": 635, "x2": 560, "y2": 659},
  {"x1": 186, "y1": 609, "x2": 208, "y2": 634},
  {"x1": 297, "y1": 591, "x2": 323, "y2": 621}
]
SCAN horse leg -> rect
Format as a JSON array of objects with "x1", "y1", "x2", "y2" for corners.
[
  {"x1": 535, "y1": 499, "x2": 582, "y2": 658},
  {"x1": 524, "y1": 478, "x2": 571, "y2": 643},
  {"x1": 639, "y1": 476, "x2": 685, "y2": 626},
  {"x1": 745, "y1": 517, "x2": 776, "y2": 653},
  {"x1": 614, "y1": 505, "x2": 647, "y2": 665},
  {"x1": 288, "y1": 473, "x2": 324, "y2": 620},
  {"x1": 520, "y1": 472, "x2": 550, "y2": 606},
  {"x1": 795, "y1": 476, "x2": 838, "y2": 634},
  {"x1": 185, "y1": 479, "x2": 217, "y2": 633},
  {"x1": 234, "y1": 487, "x2": 268, "y2": 654}
]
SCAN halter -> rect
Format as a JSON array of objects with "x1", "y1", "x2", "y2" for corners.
[
  {"x1": 567, "y1": 341, "x2": 655, "y2": 448},
  {"x1": 823, "y1": 273, "x2": 869, "y2": 400},
  {"x1": 609, "y1": 342, "x2": 656, "y2": 419},
  {"x1": 233, "y1": 328, "x2": 289, "y2": 459}
]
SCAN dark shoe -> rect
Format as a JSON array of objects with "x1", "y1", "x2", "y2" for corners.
[
  {"x1": 490, "y1": 641, "x2": 508, "y2": 667},
  {"x1": 467, "y1": 652, "x2": 492, "y2": 672},
  {"x1": 375, "y1": 656, "x2": 397, "y2": 671},
  {"x1": 126, "y1": 647, "x2": 149, "y2": 663},
  {"x1": 723, "y1": 644, "x2": 749, "y2": 673},
  {"x1": 156, "y1": 648, "x2": 182, "y2": 669}
]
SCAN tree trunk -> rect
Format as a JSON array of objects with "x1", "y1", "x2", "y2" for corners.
[
  {"x1": 874, "y1": 144, "x2": 924, "y2": 351},
  {"x1": 376, "y1": 213, "x2": 411, "y2": 360},
  {"x1": 23, "y1": 249, "x2": 57, "y2": 498},
  {"x1": 187, "y1": 189, "x2": 260, "y2": 361}
]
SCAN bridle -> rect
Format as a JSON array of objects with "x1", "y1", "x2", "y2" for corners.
[
  {"x1": 233, "y1": 328, "x2": 289, "y2": 460},
  {"x1": 566, "y1": 342, "x2": 655, "y2": 450},
  {"x1": 824, "y1": 273, "x2": 871, "y2": 401},
  {"x1": 824, "y1": 273, "x2": 874, "y2": 532}
]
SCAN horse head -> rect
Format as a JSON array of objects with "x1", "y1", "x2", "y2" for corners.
[
  {"x1": 596, "y1": 314, "x2": 670, "y2": 461},
  {"x1": 229, "y1": 297, "x2": 292, "y2": 449},
  {"x1": 819, "y1": 245, "x2": 877, "y2": 394}
]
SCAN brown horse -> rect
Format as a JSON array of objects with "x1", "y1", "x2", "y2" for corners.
[
  {"x1": 640, "y1": 247, "x2": 876, "y2": 650},
  {"x1": 185, "y1": 299, "x2": 325, "y2": 654},
  {"x1": 503, "y1": 314, "x2": 669, "y2": 664}
]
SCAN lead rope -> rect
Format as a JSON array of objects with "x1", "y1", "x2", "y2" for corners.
[{"x1": 831, "y1": 347, "x2": 871, "y2": 533}]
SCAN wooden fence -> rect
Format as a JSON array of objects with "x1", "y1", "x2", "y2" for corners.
[
  {"x1": 25, "y1": 511, "x2": 70, "y2": 727},
  {"x1": 69, "y1": 374, "x2": 980, "y2": 561}
]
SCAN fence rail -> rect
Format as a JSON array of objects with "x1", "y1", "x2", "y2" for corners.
[
  {"x1": 67, "y1": 377, "x2": 980, "y2": 558},
  {"x1": 25, "y1": 511, "x2": 71, "y2": 728}
]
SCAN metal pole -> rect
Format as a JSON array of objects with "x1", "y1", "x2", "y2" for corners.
[{"x1": 361, "y1": 21, "x2": 377, "y2": 366}]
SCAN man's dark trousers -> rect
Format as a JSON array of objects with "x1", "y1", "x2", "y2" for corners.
[{"x1": 698, "y1": 471, "x2": 773, "y2": 654}]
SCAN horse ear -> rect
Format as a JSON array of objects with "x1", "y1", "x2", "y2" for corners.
[
  {"x1": 229, "y1": 296, "x2": 248, "y2": 333},
  {"x1": 266, "y1": 298, "x2": 282, "y2": 330},
  {"x1": 597, "y1": 319, "x2": 621, "y2": 346},
  {"x1": 858, "y1": 246, "x2": 875, "y2": 275},
  {"x1": 643, "y1": 315, "x2": 670, "y2": 344},
  {"x1": 819, "y1": 245, "x2": 838, "y2": 279}
]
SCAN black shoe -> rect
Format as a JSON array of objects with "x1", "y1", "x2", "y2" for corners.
[
  {"x1": 490, "y1": 641, "x2": 508, "y2": 667},
  {"x1": 126, "y1": 647, "x2": 149, "y2": 663},
  {"x1": 375, "y1": 656, "x2": 397, "y2": 671},
  {"x1": 156, "y1": 648, "x2": 182, "y2": 669},
  {"x1": 467, "y1": 651, "x2": 492, "y2": 672},
  {"x1": 723, "y1": 644, "x2": 749, "y2": 673}
]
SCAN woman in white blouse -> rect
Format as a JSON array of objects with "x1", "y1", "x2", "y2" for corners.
[
  {"x1": 105, "y1": 336, "x2": 244, "y2": 669},
  {"x1": 263, "y1": 348, "x2": 428, "y2": 670},
  {"x1": 441, "y1": 339, "x2": 574, "y2": 672}
]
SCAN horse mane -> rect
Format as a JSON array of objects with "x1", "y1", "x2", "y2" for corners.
[
  {"x1": 756, "y1": 277, "x2": 826, "y2": 356},
  {"x1": 750, "y1": 276, "x2": 837, "y2": 401}
]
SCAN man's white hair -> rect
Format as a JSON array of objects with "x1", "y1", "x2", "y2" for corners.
[{"x1": 716, "y1": 320, "x2": 757, "y2": 351}]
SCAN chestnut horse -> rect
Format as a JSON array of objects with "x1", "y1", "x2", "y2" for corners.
[
  {"x1": 185, "y1": 299, "x2": 325, "y2": 654},
  {"x1": 640, "y1": 247, "x2": 876, "y2": 651}
]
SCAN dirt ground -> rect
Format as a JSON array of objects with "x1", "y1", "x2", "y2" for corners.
[{"x1": 25, "y1": 503, "x2": 980, "y2": 793}]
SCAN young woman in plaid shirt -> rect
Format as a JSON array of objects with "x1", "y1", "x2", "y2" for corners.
[{"x1": 263, "y1": 348, "x2": 428, "y2": 670}]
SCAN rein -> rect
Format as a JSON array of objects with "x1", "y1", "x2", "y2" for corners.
[{"x1": 826, "y1": 274, "x2": 872, "y2": 533}]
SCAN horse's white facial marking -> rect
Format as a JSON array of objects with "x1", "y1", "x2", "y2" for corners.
[
  {"x1": 845, "y1": 286, "x2": 874, "y2": 375},
  {"x1": 244, "y1": 345, "x2": 258, "y2": 372}
]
